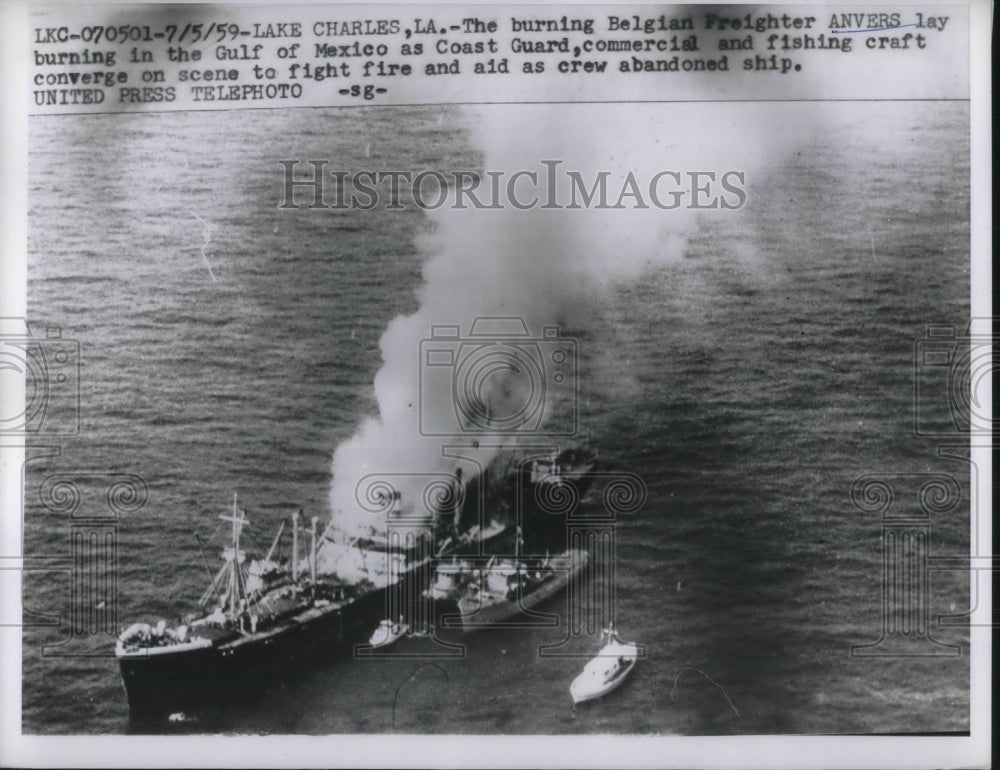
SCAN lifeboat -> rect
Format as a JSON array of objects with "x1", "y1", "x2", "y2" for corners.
[
  {"x1": 368, "y1": 617, "x2": 408, "y2": 649},
  {"x1": 569, "y1": 623, "x2": 638, "y2": 704}
]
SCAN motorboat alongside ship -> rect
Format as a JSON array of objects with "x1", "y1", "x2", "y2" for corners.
[{"x1": 368, "y1": 617, "x2": 408, "y2": 649}]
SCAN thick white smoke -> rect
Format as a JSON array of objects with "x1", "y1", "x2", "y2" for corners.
[{"x1": 324, "y1": 102, "x2": 786, "y2": 548}]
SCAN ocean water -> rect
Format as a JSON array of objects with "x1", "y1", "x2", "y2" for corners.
[{"x1": 24, "y1": 101, "x2": 969, "y2": 735}]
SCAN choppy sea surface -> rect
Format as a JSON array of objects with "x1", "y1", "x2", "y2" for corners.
[{"x1": 25, "y1": 102, "x2": 969, "y2": 734}]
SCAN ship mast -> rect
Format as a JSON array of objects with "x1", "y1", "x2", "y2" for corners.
[
  {"x1": 197, "y1": 494, "x2": 252, "y2": 614},
  {"x1": 292, "y1": 510, "x2": 299, "y2": 578},
  {"x1": 225, "y1": 493, "x2": 250, "y2": 617}
]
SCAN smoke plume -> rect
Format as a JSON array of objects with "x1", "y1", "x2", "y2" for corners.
[{"x1": 324, "y1": 102, "x2": 785, "y2": 547}]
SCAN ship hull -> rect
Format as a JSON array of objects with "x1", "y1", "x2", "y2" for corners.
[
  {"x1": 118, "y1": 584, "x2": 387, "y2": 719},
  {"x1": 448, "y1": 550, "x2": 588, "y2": 632},
  {"x1": 453, "y1": 576, "x2": 567, "y2": 631}
]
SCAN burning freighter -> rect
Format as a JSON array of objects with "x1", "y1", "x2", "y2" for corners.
[
  {"x1": 115, "y1": 446, "x2": 597, "y2": 719},
  {"x1": 116, "y1": 492, "x2": 440, "y2": 719}
]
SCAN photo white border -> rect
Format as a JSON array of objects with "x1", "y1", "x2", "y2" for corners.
[{"x1": 0, "y1": 0, "x2": 991, "y2": 767}]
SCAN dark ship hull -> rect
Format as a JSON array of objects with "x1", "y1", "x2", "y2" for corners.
[
  {"x1": 118, "y1": 446, "x2": 599, "y2": 720},
  {"x1": 118, "y1": 579, "x2": 392, "y2": 719},
  {"x1": 116, "y1": 493, "x2": 437, "y2": 721}
]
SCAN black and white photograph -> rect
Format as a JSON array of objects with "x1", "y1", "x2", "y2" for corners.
[{"x1": 0, "y1": 1, "x2": 991, "y2": 767}]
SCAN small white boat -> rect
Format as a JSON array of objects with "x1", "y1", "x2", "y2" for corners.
[
  {"x1": 369, "y1": 618, "x2": 408, "y2": 649},
  {"x1": 569, "y1": 623, "x2": 638, "y2": 704}
]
